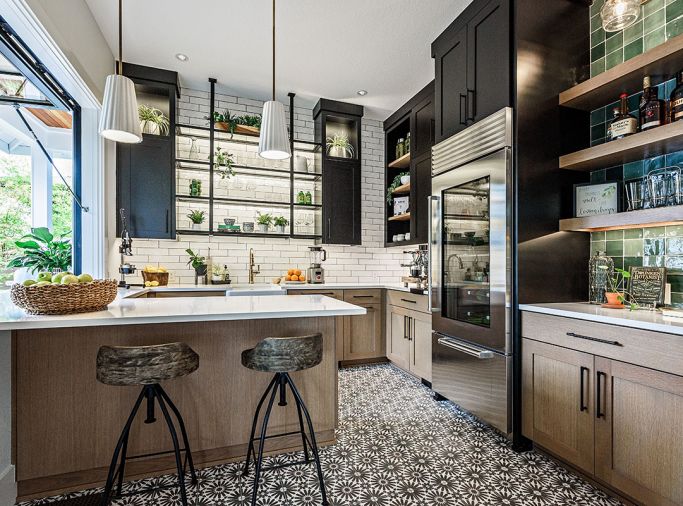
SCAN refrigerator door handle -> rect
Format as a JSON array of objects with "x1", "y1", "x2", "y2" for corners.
[
  {"x1": 428, "y1": 195, "x2": 441, "y2": 313},
  {"x1": 436, "y1": 334, "x2": 495, "y2": 359}
]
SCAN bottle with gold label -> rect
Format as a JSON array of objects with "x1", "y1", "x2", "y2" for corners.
[
  {"x1": 639, "y1": 76, "x2": 664, "y2": 131},
  {"x1": 670, "y1": 70, "x2": 683, "y2": 122},
  {"x1": 610, "y1": 93, "x2": 637, "y2": 140}
]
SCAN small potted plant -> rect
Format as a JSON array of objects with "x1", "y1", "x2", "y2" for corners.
[
  {"x1": 185, "y1": 248, "x2": 207, "y2": 276},
  {"x1": 387, "y1": 171, "x2": 409, "y2": 205},
  {"x1": 212, "y1": 147, "x2": 236, "y2": 179},
  {"x1": 189, "y1": 179, "x2": 202, "y2": 197},
  {"x1": 603, "y1": 267, "x2": 638, "y2": 310},
  {"x1": 187, "y1": 209, "x2": 206, "y2": 230},
  {"x1": 273, "y1": 216, "x2": 289, "y2": 234},
  {"x1": 138, "y1": 104, "x2": 169, "y2": 135},
  {"x1": 326, "y1": 133, "x2": 355, "y2": 159},
  {"x1": 256, "y1": 212, "x2": 273, "y2": 233}
]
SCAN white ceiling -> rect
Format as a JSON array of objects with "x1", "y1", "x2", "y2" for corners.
[{"x1": 84, "y1": 0, "x2": 472, "y2": 120}]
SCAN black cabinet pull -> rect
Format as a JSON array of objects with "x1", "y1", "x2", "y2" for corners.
[
  {"x1": 596, "y1": 371, "x2": 607, "y2": 419},
  {"x1": 467, "y1": 89, "x2": 476, "y2": 122},
  {"x1": 459, "y1": 94, "x2": 467, "y2": 125},
  {"x1": 566, "y1": 332, "x2": 622, "y2": 347},
  {"x1": 165, "y1": 209, "x2": 169, "y2": 234},
  {"x1": 403, "y1": 315, "x2": 408, "y2": 340},
  {"x1": 407, "y1": 316, "x2": 412, "y2": 341},
  {"x1": 579, "y1": 366, "x2": 589, "y2": 412},
  {"x1": 400, "y1": 298, "x2": 417, "y2": 304},
  {"x1": 353, "y1": 295, "x2": 375, "y2": 299}
]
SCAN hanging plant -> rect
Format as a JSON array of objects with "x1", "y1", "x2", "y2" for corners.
[
  {"x1": 387, "y1": 172, "x2": 409, "y2": 205},
  {"x1": 211, "y1": 147, "x2": 236, "y2": 179}
]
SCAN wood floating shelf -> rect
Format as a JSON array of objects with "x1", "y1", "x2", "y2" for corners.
[
  {"x1": 559, "y1": 33, "x2": 683, "y2": 110},
  {"x1": 559, "y1": 205, "x2": 683, "y2": 232},
  {"x1": 559, "y1": 121, "x2": 683, "y2": 171},
  {"x1": 388, "y1": 152, "x2": 411, "y2": 169},
  {"x1": 392, "y1": 182, "x2": 411, "y2": 195},
  {"x1": 388, "y1": 213, "x2": 411, "y2": 222}
]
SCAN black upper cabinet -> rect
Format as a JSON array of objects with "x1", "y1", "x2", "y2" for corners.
[
  {"x1": 314, "y1": 99, "x2": 364, "y2": 245},
  {"x1": 116, "y1": 63, "x2": 179, "y2": 239},
  {"x1": 432, "y1": 0, "x2": 510, "y2": 143}
]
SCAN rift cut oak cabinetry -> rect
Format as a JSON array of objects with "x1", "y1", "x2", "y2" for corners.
[
  {"x1": 385, "y1": 291, "x2": 432, "y2": 382},
  {"x1": 431, "y1": 0, "x2": 510, "y2": 143},
  {"x1": 522, "y1": 311, "x2": 683, "y2": 506}
]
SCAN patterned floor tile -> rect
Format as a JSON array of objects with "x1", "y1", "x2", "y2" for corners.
[{"x1": 18, "y1": 364, "x2": 622, "y2": 506}]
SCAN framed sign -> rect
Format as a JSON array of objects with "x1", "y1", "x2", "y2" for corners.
[
  {"x1": 628, "y1": 266, "x2": 666, "y2": 307},
  {"x1": 574, "y1": 182, "x2": 620, "y2": 218}
]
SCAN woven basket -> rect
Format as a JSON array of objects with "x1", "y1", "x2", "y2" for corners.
[
  {"x1": 10, "y1": 279, "x2": 118, "y2": 315},
  {"x1": 141, "y1": 271, "x2": 169, "y2": 286}
]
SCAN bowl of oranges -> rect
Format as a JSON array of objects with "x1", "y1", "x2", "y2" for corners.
[{"x1": 282, "y1": 268, "x2": 306, "y2": 284}]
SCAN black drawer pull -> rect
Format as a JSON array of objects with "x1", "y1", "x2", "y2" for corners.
[
  {"x1": 400, "y1": 298, "x2": 417, "y2": 304},
  {"x1": 566, "y1": 332, "x2": 622, "y2": 347},
  {"x1": 579, "y1": 366, "x2": 589, "y2": 412},
  {"x1": 353, "y1": 295, "x2": 375, "y2": 299}
]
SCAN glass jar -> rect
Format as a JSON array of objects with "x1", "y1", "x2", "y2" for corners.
[
  {"x1": 589, "y1": 251, "x2": 614, "y2": 304},
  {"x1": 305, "y1": 191, "x2": 312, "y2": 205},
  {"x1": 405, "y1": 132, "x2": 411, "y2": 154},
  {"x1": 297, "y1": 191, "x2": 306, "y2": 204},
  {"x1": 188, "y1": 137, "x2": 199, "y2": 160},
  {"x1": 396, "y1": 138, "x2": 405, "y2": 159}
]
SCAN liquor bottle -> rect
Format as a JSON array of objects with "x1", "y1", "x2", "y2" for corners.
[
  {"x1": 606, "y1": 107, "x2": 619, "y2": 141},
  {"x1": 609, "y1": 93, "x2": 637, "y2": 140},
  {"x1": 639, "y1": 76, "x2": 664, "y2": 131},
  {"x1": 670, "y1": 70, "x2": 683, "y2": 122}
]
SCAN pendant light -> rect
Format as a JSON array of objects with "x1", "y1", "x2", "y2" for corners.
[
  {"x1": 258, "y1": 0, "x2": 291, "y2": 160},
  {"x1": 98, "y1": 0, "x2": 142, "y2": 143},
  {"x1": 600, "y1": 0, "x2": 648, "y2": 33}
]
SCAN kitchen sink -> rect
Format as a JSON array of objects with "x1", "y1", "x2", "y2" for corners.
[
  {"x1": 126, "y1": 285, "x2": 284, "y2": 299},
  {"x1": 225, "y1": 284, "x2": 285, "y2": 296}
]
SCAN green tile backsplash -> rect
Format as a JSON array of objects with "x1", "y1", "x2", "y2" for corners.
[{"x1": 590, "y1": 0, "x2": 683, "y2": 77}]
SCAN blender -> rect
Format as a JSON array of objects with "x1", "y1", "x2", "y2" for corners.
[{"x1": 307, "y1": 246, "x2": 327, "y2": 284}]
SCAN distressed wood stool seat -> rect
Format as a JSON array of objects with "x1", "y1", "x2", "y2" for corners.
[
  {"x1": 96, "y1": 343, "x2": 199, "y2": 506},
  {"x1": 241, "y1": 333, "x2": 328, "y2": 506}
]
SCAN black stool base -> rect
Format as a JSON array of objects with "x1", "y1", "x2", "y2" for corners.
[
  {"x1": 243, "y1": 372, "x2": 329, "y2": 506},
  {"x1": 100, "y1": 384, "x2": 197, "y2": 506}
]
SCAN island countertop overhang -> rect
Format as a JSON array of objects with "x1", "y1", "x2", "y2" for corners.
[{"x1": 0, "y1": 293, "x2": 367, "y2": 331}]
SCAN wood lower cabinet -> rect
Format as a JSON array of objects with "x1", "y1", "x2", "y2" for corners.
[
  {"x1": 522, "y1": 338, "x2": 595, "y2": 474},
  {"x1": 595, "y1": 357, "x2": 683, "y2": 506},
  {"x1": 410, "y1": 311, "x2": 432, "y2": 382},
  {"x1": 343, "y1": 303, "x2": 382, "y2": 360},
  {"x1": 386, "y1": 302, "x2": 432, "y2": 382},
  {"x1": 386, "y1": 304, "x2": 411, "y2": 371}
]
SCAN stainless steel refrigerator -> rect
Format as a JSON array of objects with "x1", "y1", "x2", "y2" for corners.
[{"x1": 429, "y1": 107, "x2": 513, "y2": 435}]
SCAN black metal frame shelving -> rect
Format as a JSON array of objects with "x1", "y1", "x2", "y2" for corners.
[{"x1": 173, "y1": 80, "x2": 323, "y2": 240}]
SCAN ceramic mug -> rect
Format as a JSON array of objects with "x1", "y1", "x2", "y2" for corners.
[
  {"x1": 243, "y1": 222, "x2": 254, "y2": 232},
  {"x1": 397, "y1": 234, "x2": 405, "y2": 241}
]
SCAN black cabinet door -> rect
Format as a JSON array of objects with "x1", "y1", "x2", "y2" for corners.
[
  {"x1": 117, "y1": 136, "x2": 174, "y2": 239},
  {"x1": 410, "y1": 151, "x2": 432, "y2": 245},
  {"x1": 322, "y1": 160, "x2": 361, "y2": 245},
  {"x1": 467, "y1": 0, "x2": 511, "y2": 124},
  {"x1": 434, "y1": 24, "x2": 468, "y2": 143},
  {"x1": 412, "y1": 95, "x2": 435, "y2": 158}
]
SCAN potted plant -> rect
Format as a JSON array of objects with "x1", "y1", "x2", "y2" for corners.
[
  {"x1": 7, "y1": 227, "x2": 72, "y2": 274},
  {"x1": 386, "y1": 172, "x2": 409, "y2": 205},
  {"x1": 189, "y1": 179, "x2": 202, "y2": 197},
  {"x1": 187, "y1": 209, "x2": 206, "y2": 230},
  {"x1": 212, "y1": 147, "x2": 236, "y2": 179},
  {"x1": 603, "y1": 267, "x2": 638, "y2": 310},
  {"x1": 256, "y1": 212, "x2": 273, "y2": 233},
  {"x1": 185, "y1": 248, "x2": 207, "y2": 276},
  {"x1": 273, "y1": 216, "x2": 289, "y2": 234},
  {"x1": 138, "y1": 105, "x2": 169, "y2": 135},
  {"x1": 207, "y1": 110, "x2": 262, "y2": 137},
  {"x1": 326, "y1": 133, "x2": 355, "y2": 159}
]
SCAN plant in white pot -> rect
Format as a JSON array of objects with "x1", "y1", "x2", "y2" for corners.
[
  {"x1": 256, "y1": 212, "x2": 273, "y2": 233},
  {"x1": 273, "y1": 216, "x2": 289, "y2": 234},
  {"x1": 187, "y1": 209, "x2": 206, "y2": 230},
  {"x1": 138, "y1": 105, "x2": 169, "y2": 135},
  {"x1": 326, "y1": 133, "x2": 355, "y2": 159}
]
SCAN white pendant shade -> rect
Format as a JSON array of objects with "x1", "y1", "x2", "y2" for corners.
[
  {"x1": 258, "y1": 100, "x2": 291, "y2": 160},
  {"x1": 98, "y1": 74, "x2": 142, "y2": 143}
]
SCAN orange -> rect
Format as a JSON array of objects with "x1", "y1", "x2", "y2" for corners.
[
  {"x1": 294, "y1": 269, "x2": 302, "y2": 276},
  {"x1": 285, "y1": 275, "x2": 292, "y2": 281},
  {"x1": 287, "y1": 269, "x2": 294, "y2": 275},
  {"x1": 291, "y1": 275, "x2": 299, "y2": 281},
  {"x1": 299, "y1": 275, "x2": 306, "y2": 282}
]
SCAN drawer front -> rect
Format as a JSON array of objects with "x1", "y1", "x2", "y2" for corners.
[
  {"x1": 386, "y1": 290, "x2": 429, "y2": 313},
  {"x1": 288, "y1": 289, "x2": 344, "y2": 301},
  {"x1": 344, "y1": 289, "x2": 382, "y2": 305},
  {"x1": 522, "y1": 312, "x2": 683, "y2": 377}
]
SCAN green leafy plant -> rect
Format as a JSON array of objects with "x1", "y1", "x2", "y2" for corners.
[
  {"x1": 7, "y1": 227, "x2": 72, "y2": 274},
  {"x1": 138, "y1": 105, "x2": 169, "y2": 135},
  {"x1": 212, "y1": 147, "x2": 236, "y2": 179},
  {"x1": 256, "y1": 212, "x2": 273, "y2": 226},
  {"x1": 326, "y1": 133, "x2": 355, "y2": 158},
  {"x1": 185, "y1": 248, "x2": 206, "y2": 269},
  {"x1": 235, "y1": 114, "x2": 262, "y2": 128},
  {"x1": 187, "y1": 209, "x2": 206, "y2": 224},
  {"x1": 273, "y1": 216, "x2": 289, "y2": 227},
  {"x1": 386, "y1": 172, "x2": 409, "y2": 204},
  {"x1": 605, "y1": 267, "x2": 639, "y2": 310},
  {"x1": 207, "y1": 110, "x2": 261, "y2": 137}
]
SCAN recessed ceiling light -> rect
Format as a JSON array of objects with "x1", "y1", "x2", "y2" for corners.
[
  {"x1": 175, "y1": 53, "x2": 189, "y2": 62},
  {"x1": 357, "y1": 90, "x2": 368, "y2": 96}
]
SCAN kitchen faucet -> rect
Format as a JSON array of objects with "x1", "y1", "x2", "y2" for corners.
[{"x1": 248, "y1": 248, "x2": 260, "y2": 284}]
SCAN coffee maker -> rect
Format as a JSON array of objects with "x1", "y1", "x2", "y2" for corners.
[{"x1": 307, "y1": 246, "x2": 327, "y2": 284}]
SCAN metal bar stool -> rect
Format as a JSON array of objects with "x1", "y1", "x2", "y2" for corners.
[
  {"x1": 96, "y1": 342, "x2": 199, "y2": 506},
  {"x1": 241, "y1": 333, "x2": 328, "y2": 506}
]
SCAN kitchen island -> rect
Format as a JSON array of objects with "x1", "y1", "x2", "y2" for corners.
[{"x1": 0, "y1": 290, "x2": 365, "y2": 501}]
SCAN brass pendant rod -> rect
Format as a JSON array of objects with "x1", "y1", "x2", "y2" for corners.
[
  {"x1": 272, "y1": 0, "x2": 276, "y2": 101},
  {"x1": 117, "y1": 0, "x2": 123, "y2": 75}
]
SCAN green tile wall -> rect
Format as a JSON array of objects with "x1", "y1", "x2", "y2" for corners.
[
  {"x1": 591, "y1": 227, "x2": 683, "y2": 307},
  {"x1": 590, "y1": 0, "x2": 683, "y2": 77}
]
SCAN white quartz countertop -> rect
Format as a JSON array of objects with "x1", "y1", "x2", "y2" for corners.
[
  {"x1": 519, "y1": 303, "x2": 683, "y2": 336},
  {"x1": 0, "y1": 291, "x2": 366, "y2": 331}
]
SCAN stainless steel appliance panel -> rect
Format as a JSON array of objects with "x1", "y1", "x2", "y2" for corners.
[{"x1": 432, "y1": 332, "x2": 511, "y2": 434}]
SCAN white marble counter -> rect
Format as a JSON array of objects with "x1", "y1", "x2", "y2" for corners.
[
  {"x1": 519, "y1": 302, "x2": 683, "y2": 336},
  {"x1": 0, "y1": 292, "x2": 366, "y2": 331}
]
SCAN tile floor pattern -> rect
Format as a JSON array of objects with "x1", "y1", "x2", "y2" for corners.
[{"x1": 19, "y1": 364, "x2": 623, "y2": 506}]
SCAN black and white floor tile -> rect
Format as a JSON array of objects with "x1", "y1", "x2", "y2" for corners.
[{"x1": 19, "y1": 364, "x2": 622, "y2": 506}]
